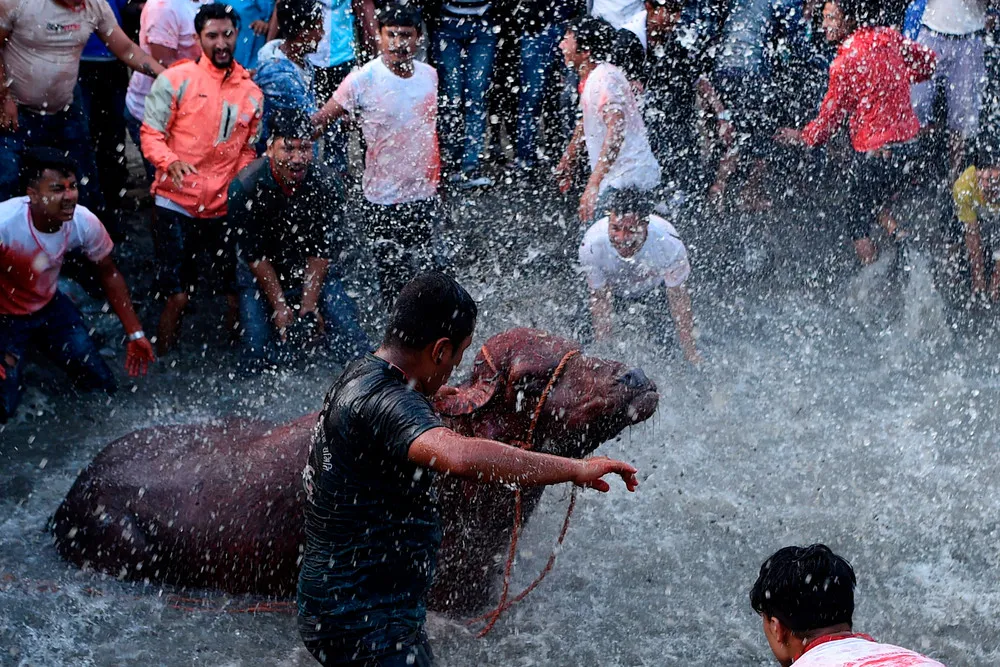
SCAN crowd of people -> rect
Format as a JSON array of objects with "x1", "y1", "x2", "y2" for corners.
[{"x1": 0, "y1": 0, "x2": 996, "y2": 662}]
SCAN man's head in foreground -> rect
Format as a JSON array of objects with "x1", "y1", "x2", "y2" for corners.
[
  {"x1": 377, "y1": 3, "x2": 422, "y2": 70},
  {"x1": 381, "y1": 272, "x2": 478, "y2": 395},
  {"x1": 750, "y1": 544, "x2": 857, "y2": 666}
]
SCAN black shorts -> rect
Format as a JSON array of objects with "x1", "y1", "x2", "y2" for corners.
[
  {"x1": 152, "y1": 205, "x2": 237, "y2": 297},
  {"x1": 842, "y1": 142, "x2": 921, "y2": 241},
  {"x1": 301, "y1": 628, "x2": 434, "y2": 667},
  {"x1": 713, "y1": 69, "x2": 778, "y2": 160}
]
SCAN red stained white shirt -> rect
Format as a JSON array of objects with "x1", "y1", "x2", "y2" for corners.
[
  {"x1": 793, "y1": 633, "x2": 945, "y2": 667},
  {"x1": 0, "y1": 197, "x2": 113, "y2": 315},
  {"x1": 332, "y1": 56, "x2": 440, "y2": 205},
  {"x1": 802, "y1": 27, "x2": 936, "y2": 153}
]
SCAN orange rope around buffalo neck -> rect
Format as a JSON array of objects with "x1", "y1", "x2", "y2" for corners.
[{"x1": 470, "y1": 346, "x2": 581, "y2": 637}]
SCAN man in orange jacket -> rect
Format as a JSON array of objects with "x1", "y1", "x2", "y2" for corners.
[{"x1": 141, "y1": 3, "x2": 263, "y2": 355}]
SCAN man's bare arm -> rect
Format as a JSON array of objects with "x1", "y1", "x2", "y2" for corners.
[
  {"x1": 312, "y1": 97, "x2": 349, "y2": 132},
  {"x1": 103, "y1": 25, "x2": 166, "y2": 77},
  {"x1": 409, "y1": 427, "x2": 638, "y2": 492}
]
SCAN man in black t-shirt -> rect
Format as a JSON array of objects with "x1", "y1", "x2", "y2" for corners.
[
  {"x1": 230, "y1": 109, "x2": 369, "y2": 372},
  {"x1": 298, "y1": 272, "x2": 640, "y2": 666}
]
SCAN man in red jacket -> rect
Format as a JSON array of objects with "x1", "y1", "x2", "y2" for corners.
[
  {"x1": 775, "y1": 0, "x2": 935, "y2": 265},
  {"x1": 141, "y1": 3, "x2": 262, "y2": 354}
]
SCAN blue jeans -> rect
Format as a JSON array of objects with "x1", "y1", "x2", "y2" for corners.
[
  {"x1": 0, "y1": 291, "x2": 116, "y2": 422},
  {"x1": 431, "y1": 17, "x2": 498, "y2": 172},
  {"x1": 237, "y1": 262, "x2": 369, "y2": 369},
  {"x1": 0, "y1": 92, "x2": 104, "y2": 211},
  {"x1": 516, "y1": 24, "x2": 564, "y2": 166}
]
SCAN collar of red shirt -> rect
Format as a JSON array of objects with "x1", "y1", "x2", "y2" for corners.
[{"x1": 801, "y1": 632, "x2": 876, "y2": 657}]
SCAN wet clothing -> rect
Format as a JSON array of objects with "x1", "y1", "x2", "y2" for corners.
[
  {"x1": 140, "y1": 56, "x2": 263, "y2": 219},
  {"x1": 229, "y1": 157, "x2": 368, "y2": 367},
  {"x1": 0, "y1": 0, "x2": 117, "y2": 111},
  {"x1": 332, "y1": 57, "x2": 440, "y2": 206},
  {"x1": 0, "y1": 290, "x2": 116, "y2": 423},
  {"x1": 954, "y1": 165, "x2": 1000, "y2": 226},
  {"x1": 802, "y1": 27, "x2": 936, "y2": 152},
  {"x1": 842, "y1": 140, "x2": 920, "y2": 240},
  {"x1": 793, "y1": 633, "x2": 945, "y2": 666},
  {"x1": 253, "y1": 40, "x2": 318, "y2": 145},
  {"x1": 0, "y1": 198, "x2": 113, "y2": 316},
  {"x1": 299, "y1": 353, "x2": 444, "y2": 664},
  {"x1": 579, "y1": 214, "x2": 691, "y2": 298},
  {"x1": 580, "y1": 62, "x2": 661, "y2": 195},
  {"x1": 229, "y1": 157, "x2": 342, "y2": 283},
  {"x1": 911, "y1": 28, "x2": 986, "y2": 137},
  {"x1": 364, "y1": 198, "x2": 439, "y2": 305},
  {"x1": 152, "y1": 206, "x2": 236, "y2": 296}
]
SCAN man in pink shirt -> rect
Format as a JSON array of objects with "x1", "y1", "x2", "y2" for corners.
[{"x1": 750, "y1": 544, "x2": 945, "y2": 667}]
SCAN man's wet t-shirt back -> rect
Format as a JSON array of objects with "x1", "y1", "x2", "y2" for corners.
[{"x1": 298, "y1": 353, "x2": 444, "y2": 653}]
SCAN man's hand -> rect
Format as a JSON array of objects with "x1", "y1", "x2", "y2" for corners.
[
  {"x1": 249, "y1": 19, "x2": 269, "y2": 35},
  {"x1": 125, "y1": 338, "x2": 155, "y2": 377},
  {"x1": 774, "y1": 127, "x2": 804, "y2": 146},
  {"x1": 573, "y1": 456, "x2": 639, "y2": 493},
  {"x1": 166, "y1": 160, "x2": 198, "y2": 187},
  {"x1": 578, "y1": 181, "x2": 600, "y2": 223},
  {"x1": 0, "y1": 97, "x2": 18, "y2": 132},
  {"x1": 273, "y1": 304, "x2": 295, "y2": 341},
  {"x1": 554, "y1": 156, "x2": 574, "y2": 194}
]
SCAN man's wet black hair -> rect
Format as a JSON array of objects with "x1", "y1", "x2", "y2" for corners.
[
  {"x1": 195, "y1": 3, "x2": 240, "y2": 34},
  {"x1": 565, "y1": 16, "x2": 616, "y2": 62},
  {"x1": 383, "y1": 272, "x2": 478, "y2": 350},
  {"x1": 607, "y1": 187, "x2": 656, "y2": 219},
  {"x1": 20, "y1": 147, "x2": 78, "y2": 190},
  {"x1": 750, "y1": 544, "x2": 857, "y2": 634},
  {"x1": 377, "y1": 3, "x2": 422, "y2": 33},
  {"x1": 268, "y1": 108, "x2": 314, "y2": 141},
  {"x1": 832, "y1": 0, "x2": 882, "y2": 26},
  {"x1": 276, "y1": 0, "x2": 321, "y2": 39}
]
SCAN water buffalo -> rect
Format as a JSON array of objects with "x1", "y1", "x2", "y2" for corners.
[{"x1": 51, "y1": 328, "x2": 658, "y2": 615}]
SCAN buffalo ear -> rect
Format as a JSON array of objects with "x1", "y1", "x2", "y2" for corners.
[{"x1": 431, "y1": 381, "x2": 498, "y2": 416}]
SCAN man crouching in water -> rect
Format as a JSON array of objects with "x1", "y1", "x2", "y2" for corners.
[{"x1": 298, "y1": 272, "x2": 639, "y2": 665}]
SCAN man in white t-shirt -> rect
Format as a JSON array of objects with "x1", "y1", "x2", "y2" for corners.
[
  {"x1": 313, "y1": 3, "x2": 440, "y2": 305},
  {"x1": 579, "y1": 187, "x2": 699, "y2": 363},
  {"x1": 910, "y1": 0, "x2": 988, "y2": 179},
  {"x1": 750, "y1": 544, "x2": 945, "y2": 667},
  {"x1": 556, "y1": 16, "x2": 661, "y2": 223},
  {"x1": 0, "y1": 149, "x2": 154, "y2": 423}
]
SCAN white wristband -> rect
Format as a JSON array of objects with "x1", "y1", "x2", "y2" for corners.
[{"x1": 127, "y1": 330, "x2": 146, "y2": 342}]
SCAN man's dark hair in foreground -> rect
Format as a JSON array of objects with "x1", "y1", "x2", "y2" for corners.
[
  {"x1": 750, "y1": 544, "x2": 944, "y2": 666},
  {"x1": 298, "y1": 273, "x2": 639, "y2": 666}
]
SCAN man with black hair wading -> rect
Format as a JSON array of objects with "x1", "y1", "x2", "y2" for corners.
[
  {"x1": 774, "y1": 0, "x2": 936, "y2": 266},
  {"x1": 0, "y1": 149, "x2": 154, "y2": 423},
  {"x1": 229, "y1": 108, "x2": 369, "y2": 372},
  {"x1": 298, "y1": 272, "x2": 640, "y2": 666},
  {"x1": 750, "y1": 544, "x2": 945, "y2": 666},
  {"x1": 579, "y1": 187, "x2": 700, "y2": 364},
  {"x1": 555, "y1": 15, "x2": 662, "y2": 224},
  {"x1": 313, "y1": 3, "x2": 441, "y2": 306}
]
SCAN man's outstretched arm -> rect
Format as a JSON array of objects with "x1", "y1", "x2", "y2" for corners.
[{"x1": 409, "y1": 427, "x2": 638, "y2": 493}]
